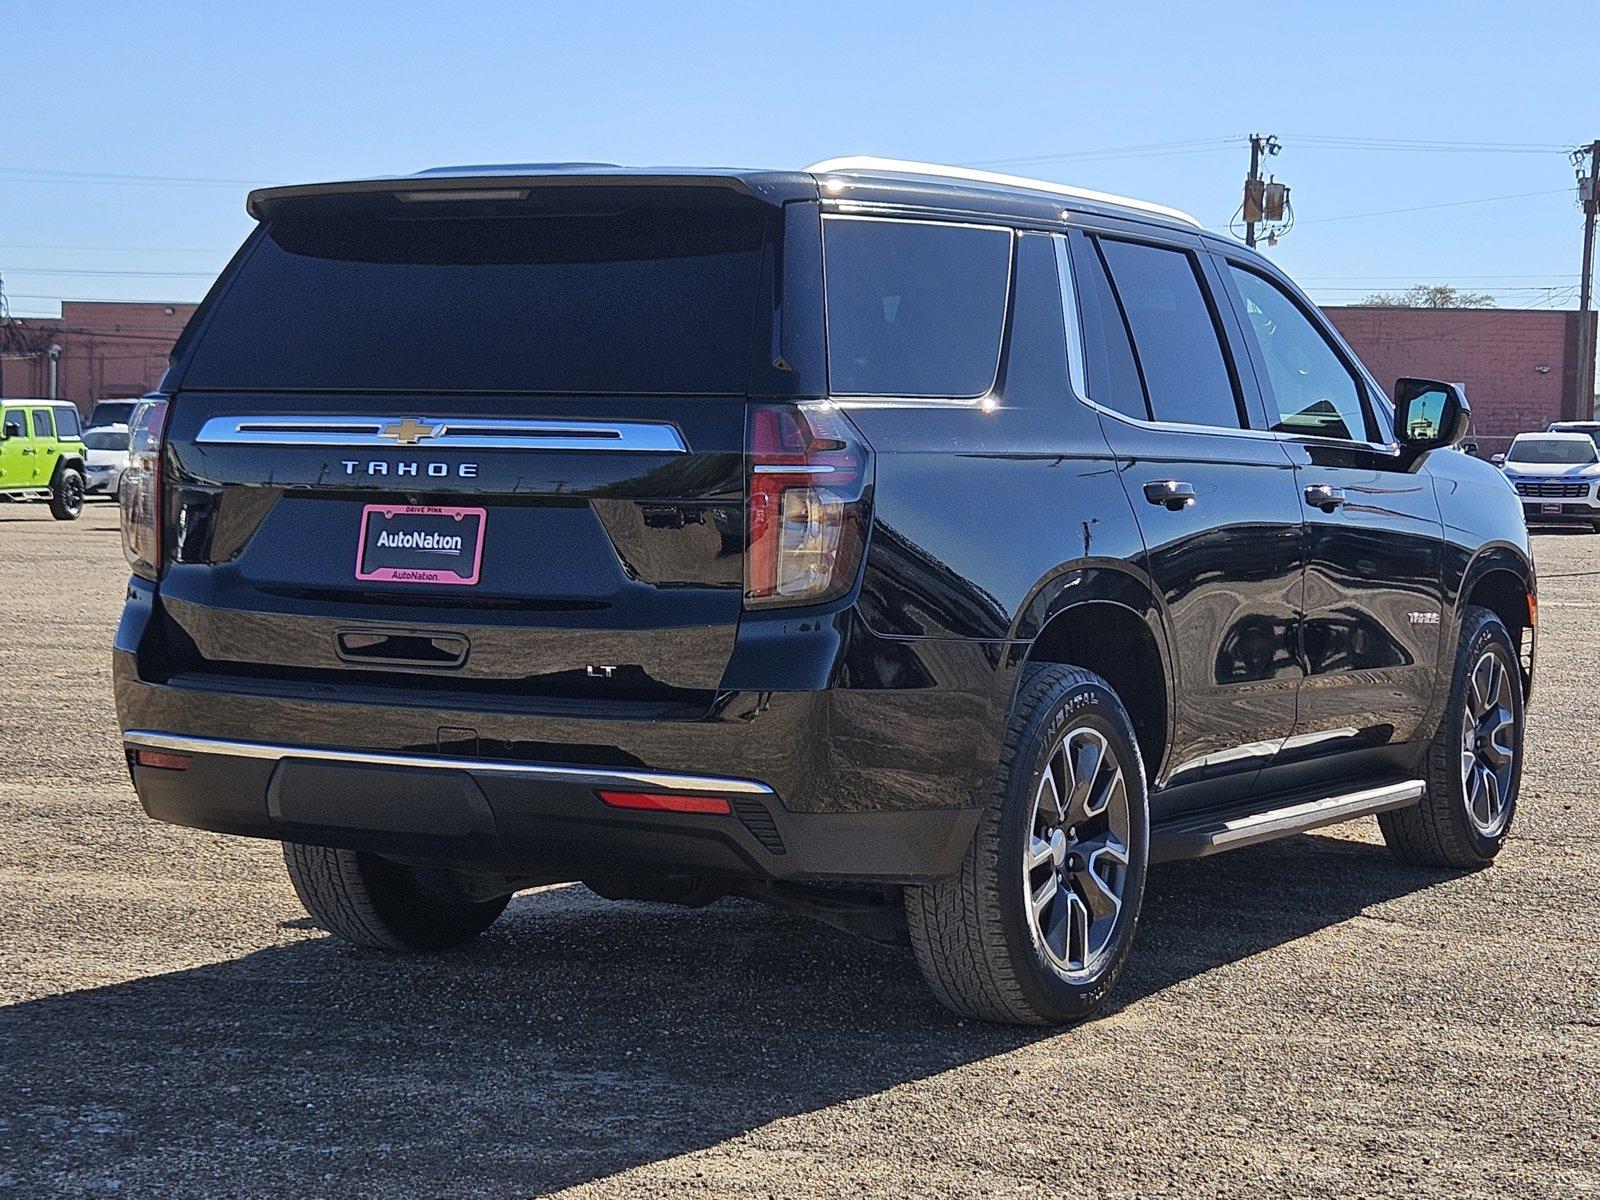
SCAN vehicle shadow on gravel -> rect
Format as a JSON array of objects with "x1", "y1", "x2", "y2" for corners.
[{"x1": 0, "y1": 831, "x2": 1450, "y2": 1196}]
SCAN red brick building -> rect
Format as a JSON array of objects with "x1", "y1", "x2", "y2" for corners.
[
  {"x1": 1323, "y1": 306, "x2": 1598, "y2": 456},
  {"x1": 0, "y1": 301, "x2": 196, "y2": 415}
]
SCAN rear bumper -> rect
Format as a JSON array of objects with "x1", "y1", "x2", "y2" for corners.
[
  {"x1": 121, "y1": 729, "x2": 980, "y2": 884},
  {"x1": 113, "y1": 579, "x2": 1007, "y2": 884}
]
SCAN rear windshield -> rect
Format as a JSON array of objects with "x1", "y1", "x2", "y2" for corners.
[
  {"x1": 181, "y1": 194, "x2": 770, "y2": 394},
  {"x1": 1508, "y1": 437, "x2": 1597, "y2": 464}
]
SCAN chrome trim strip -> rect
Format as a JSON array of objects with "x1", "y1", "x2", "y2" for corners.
[
  {"x1": 195, "y1": 415, "x2": 688, "y2": 453},
  {"x1": 123, "y1": 730, "x2": 774, "y2": 796},
  {"x1": 804, "y1": 156, "x2": 1203, "y2": 228}
]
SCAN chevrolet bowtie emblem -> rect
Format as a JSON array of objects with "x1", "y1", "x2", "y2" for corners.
[{"x1": 380, "y1": 418, "x2": 444, "y2": 445}]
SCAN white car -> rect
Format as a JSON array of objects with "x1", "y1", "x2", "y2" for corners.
[
  {"x1": 82, "y1": 423, "x2": 131, "y2": 497},
  {"x1": 1496, "y1": 431, "x2": 1600, "y2": 530}
]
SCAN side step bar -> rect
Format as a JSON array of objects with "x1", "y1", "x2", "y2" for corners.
[{"x1": 1150, "y1": 779, "x2": 1425, "y2": 863}]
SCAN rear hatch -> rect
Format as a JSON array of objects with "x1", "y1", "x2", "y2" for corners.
[{"x1": 152, "y1": 180, "x2": 802, "y2": 709}]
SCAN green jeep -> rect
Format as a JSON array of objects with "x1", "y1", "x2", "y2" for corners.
[{"x1": 0, "y1": 399, "x2": 88, "y2": 520}]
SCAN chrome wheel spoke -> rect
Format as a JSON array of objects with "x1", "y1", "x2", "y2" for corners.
[
  {"x1": 1036, "y1": 763, "x2": 1066, "y2": 826},
  {"x1": 1063, "y1": 889, "x2": 1090, "y2": 969},
  {"x1": 1077, "y1": 835, "x2": 1128, "y2": 923}
]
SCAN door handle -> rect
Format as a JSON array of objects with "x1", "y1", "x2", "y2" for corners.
[
  {"x1": 1304, "y1": 483, "x2": 1347, "y2": 512},
  {"x1": 1143, "y1": 480, "x2": 1196, "y2": 511},
  {"x1": 20, "y1": 448, "x2": 36, "y2": 456}
]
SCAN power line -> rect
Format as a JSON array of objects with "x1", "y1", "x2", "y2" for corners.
[
  {"x1": 0, "y1": 241, "x2": 231, "y2": 254},
  {"x1": 0, "y1": 165, "x2": 271, "y2": 188},
  {"x1": 961, "y1": 136, "x2": 1241, "y2": 168},
  {"x1": 1263, "y1": 187, "x2": 1573, "y2": 228},
  {"x1": 0, "y1": 266, "x2": 219, "y2": 278},
  {"x1": 1284, "y1": 134, "x2": 1575, "y2": 154}
]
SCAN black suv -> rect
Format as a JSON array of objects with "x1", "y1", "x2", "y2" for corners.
[{"x1": 114, "y1": 158, "x2": 1535, "y2": 1025}]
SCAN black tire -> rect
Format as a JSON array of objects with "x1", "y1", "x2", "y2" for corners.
[
  {"x1": 49, "y1": 467, "x2": 84, "y2": 521},
  {"x1": 1378, "y1": 605, "x2": 1523, "y2": 868},
  {"x1": 282, "y1": 842, "x2": 510, "y2": 951},
  {"x1": 904, "y1": 664, "x2": 1149, "y2": 1025}
]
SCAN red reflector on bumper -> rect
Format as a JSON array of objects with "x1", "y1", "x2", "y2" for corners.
[
  {"x1": 598, "y1": 790, "x2": 732, "y2": 815},
  {"x1": 134, "y1": 749, "x2": 192, "y2": 771}
]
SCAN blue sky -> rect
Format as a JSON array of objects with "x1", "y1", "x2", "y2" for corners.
[{"x1": 1, "y1": 0, "x2": 1593, "y2": 318}]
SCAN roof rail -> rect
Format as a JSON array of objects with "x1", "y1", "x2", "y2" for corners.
[{"x1": 803, "y1": 156, "x2": 1202, "y2": 228}]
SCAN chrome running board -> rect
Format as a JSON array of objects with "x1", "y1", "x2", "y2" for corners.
[
  {"x1": 122, "y1": 730, "x2": 774, "y2": 797},
  {"x1": 1150, "y1": 779, "x2": 1425, "y2": 863}
]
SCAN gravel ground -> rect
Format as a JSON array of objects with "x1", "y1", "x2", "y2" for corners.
[{"x1": 1, "y1": 502, "x2": 1596, "y2": 1199}]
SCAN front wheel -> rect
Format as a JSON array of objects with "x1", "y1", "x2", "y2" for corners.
[
  {"x1": 1379, "y1": 605, "x2": 1523, "y2": 868},
  {"x1": 49, "y1": 468, "x2": 84, "y2": 520},
  {"x1": 283, "y1": 843, "x2": 510, "y2": 951},
  {"x1": 904, "y1": 664, "x2": 1149, "y2": 1025}
]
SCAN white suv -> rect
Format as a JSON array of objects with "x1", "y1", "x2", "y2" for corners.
[{"x1": 1497, "y1": 431, "x2": 1600, "y2": 529}]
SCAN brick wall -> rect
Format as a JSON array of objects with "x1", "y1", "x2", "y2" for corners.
[
  {"x1": 1323, "y1": 306, "x2": 1597, "y2": 456},
  {"x1": 0, "y1": 301, "x2": 197, "y2": 415}
]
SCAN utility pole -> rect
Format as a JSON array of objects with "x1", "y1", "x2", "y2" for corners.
[
  {"x1": 1575, "y1": 140, "x2": 1599, "y2": 420},
  {"x1": 1243, "y1": 134, "x2": 1282, "y2": 249}
]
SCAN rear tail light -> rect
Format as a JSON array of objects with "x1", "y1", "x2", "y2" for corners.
[
  {"x1": 119, "y1": 397, "x2": 169, "y2": 580},
  {"x1": 745, "y1": 402, "x2": 872, "y2": 608}
]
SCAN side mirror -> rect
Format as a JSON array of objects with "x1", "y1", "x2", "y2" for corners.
[
  {"x1": 0, "y1": 418, "x2": 22, "y2": 441},
  {"x1": 1461, "y1": 441, "x2": 1478, "y2": 455},
  {"x1": 1394, "y1": 377, "x2": 1470, "y2": 455},
  {"x1": 1491, "y1": 453, "x2": 1506, "y2": 466}
]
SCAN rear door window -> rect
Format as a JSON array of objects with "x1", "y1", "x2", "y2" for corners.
[
  {"x1": 31, "y1": 410, "x2": 53, "y2": 438},
  {"x1": 1067, "y1": 234, "x2": 1149, "y2": 420},
  {"x1": 823, "y1": 217, "x2": 1011, "y2": 397},
  {"x1": 1097, "y1": 238, "x2": 1244, "y2": 430}
]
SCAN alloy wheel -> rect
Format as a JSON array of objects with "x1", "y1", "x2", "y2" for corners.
[
  {"x1": 1024, "y1": 726, "x2": 1131, "y2": 979},
  {"x1": 1459, "y1": 649, "x2": 1516, "y2": 837}
]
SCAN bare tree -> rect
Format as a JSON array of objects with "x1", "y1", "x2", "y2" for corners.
[{"x1": 1358, "y1": 284, "x2": 1496, "y2": 308}]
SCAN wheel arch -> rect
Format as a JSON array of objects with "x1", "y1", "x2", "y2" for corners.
[
  {"x1": 1457, "y1": 542, "x2": 1536, "y2": 698},
  {"x1": 1012, "y1": 563, "x2": 1174, "y2": 785}
]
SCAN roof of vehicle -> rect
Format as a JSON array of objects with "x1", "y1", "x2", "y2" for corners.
[
  {"x1": 2, "y1": 398, "x2": 84, "y2": 409},
  {"x1": 1547, "y1": 421, "x2": 1600, "y2": 430},
  {"x1": 245, "y1": 158, "x2": 1207, "y2": 234}
]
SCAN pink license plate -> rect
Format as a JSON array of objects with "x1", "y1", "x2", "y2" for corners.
[{"x1": 355, "y1": 504, "x2": 486, "y2": 586}]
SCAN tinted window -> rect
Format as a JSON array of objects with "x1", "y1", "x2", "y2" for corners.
[
  {"x1": 89, "y1": 402, "x2": 135, "y2": 427},
  {"x1": 1068, "y1": 235, "x2": 1148, "y2": 420},
  {"x1": 1228, "y1": 266, "x2": 1369, "y2": 440},
  {"x1": 1, "y1": 411, "x2": 24, "y2": 438},
  {"x1": 824, "y1": 218, "x2": 1011, "y2": 397},
  {"x1": 31, "y1": 410, "x2": 53, "y2": 438},
  {"x1": 1098, "y1": 239, "x2": 1242, "y2": 429},
  {"x1": 55, "y1": 407, "x2": 81, "y2": 438},
  {"x1": 183, "y1": 196, "x2": 770, "y2": 394}
]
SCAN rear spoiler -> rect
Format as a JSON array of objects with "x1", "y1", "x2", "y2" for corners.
[{"x1": 246, "y1": 168, "x2": 817, "y2": 220}]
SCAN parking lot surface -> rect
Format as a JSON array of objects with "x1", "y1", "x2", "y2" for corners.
[{"x1": 1, "y1": 502, "x2": 1596, "y2": 1199}]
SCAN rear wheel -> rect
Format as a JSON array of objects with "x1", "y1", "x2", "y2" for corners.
[
  {"x1": 1379, "y1": 605, "x2": 1523, "y2": 868},
  {"x1": 283, "y1": 842, "x2": 510, "y2": 951},
  {"x1": 49, "y1": 468, "x2": 84, "y2": 520},
  {"x1": 904, "y1": 664, "x2": 1149, "y2": 1025}
]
